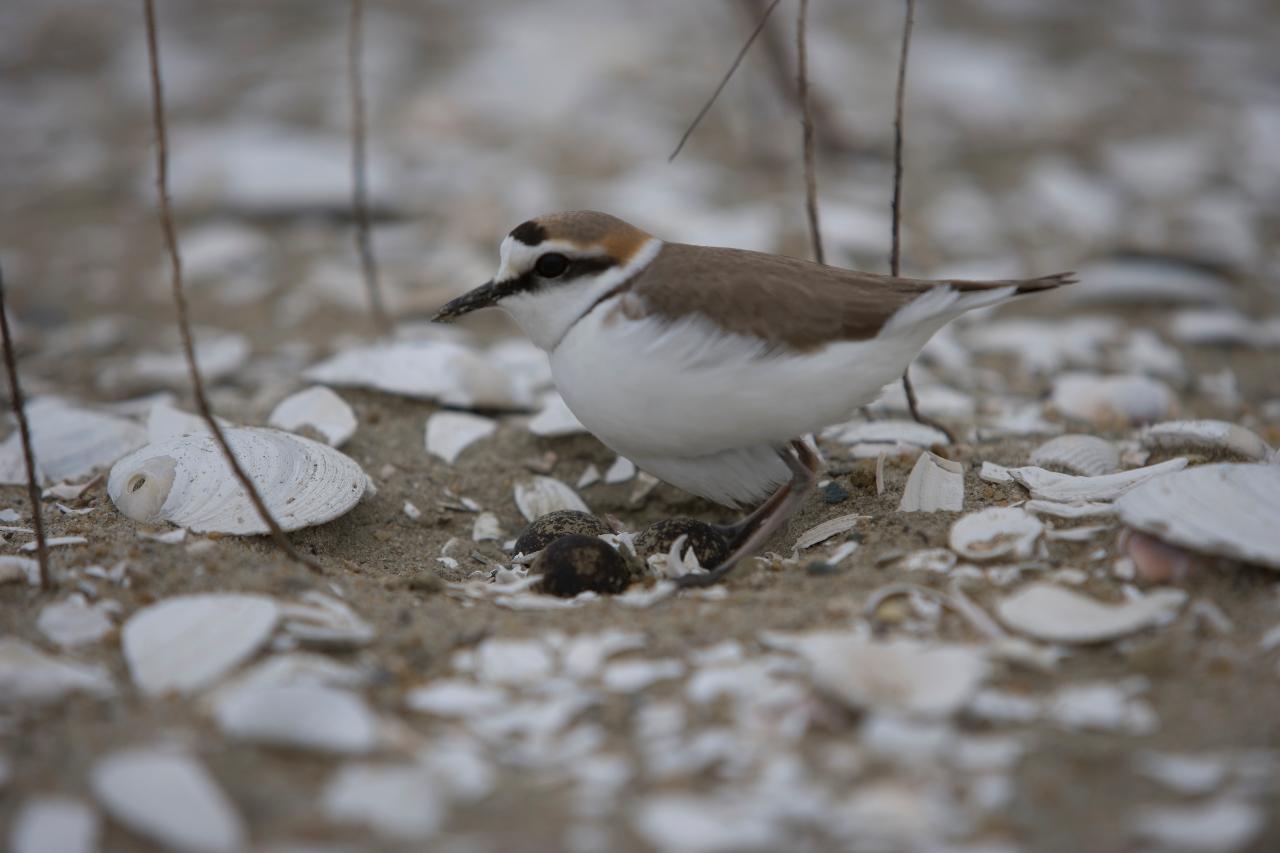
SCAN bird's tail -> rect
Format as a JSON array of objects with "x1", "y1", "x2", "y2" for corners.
[
  {"x1": 880, "y1": 271, "x2": 1076, "y2": 337},
  {"x1": 950, "y1": 271, "x2": 1078, "y2": 294}
]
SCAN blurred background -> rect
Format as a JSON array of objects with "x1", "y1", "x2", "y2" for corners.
[{"x1": 2, "y1": 0, "x2": 1277, "y2": 400}]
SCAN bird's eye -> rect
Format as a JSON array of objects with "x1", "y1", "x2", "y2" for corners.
[{"x1": 535, "y1": 253, "x2": 570, "y2": 278}]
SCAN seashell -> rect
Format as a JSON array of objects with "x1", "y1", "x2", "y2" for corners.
[
  {"x1": 898, "y1": 451, "x2": 964, "y2": 512},
  {"x1": 213, "y1": 685, "x2": 378, "y2": 754},
  {"x1": 513, "y1": 509, "x2": 610, "y2": 555},
  {"x1": 1168, "y1": 308, "x2": 1262, "y2": 346},
  {"x1": 36, "y1": 595, "x2": 115, "y2": 648},
  {"x1": 897, "y1": 548, "x2": 958, "y2": 573},
  {"x1": 576, "y1": 463, "x2": 601, "y2": 488},
  {"x1": 1066, "y1": 257, "x2": 1232, "y2": 306},
  {"x1": 1029, "y1": 434, "x2": 1119, "y2": 476},
  {"x1": 1116, "y1": 463, "x2": 1280, "y2": 571},
  {"x1": 513, "y1": 476, "x2": 589, "y2": 522},
  {"x1": 794, "y1": 513, "x2": 869, "y2": 550},
  {"x1": 425, "y1": 411, "x2": 495, "y2": 464},
  {"x1": 127, "y1": 331, "x2": 250, "y2": 388},
  {"x1": 268, "y1": 386, "x2": 357, "y2": 447},
  {"x1": 108, "y1": 427, "x2": 367, "y2": 534},
  {"x1": 824, "y1": 419, "x2": 949, "y2": 448},
  {"x1": 604, "y1": 456, "x2": 637, "y2": 484},
  {"x1": 1024, "y1": 500, "x2": 1116, "y2": 519},
  {"x1": 280, "y1": 592, "x2": 374, "y2": 649},
  {"x1": 145, "y1": 404, "x2": 227, "y2": 442},
  {"x1": 528, "y1": 392, "x2": 587, "y2": 437},
  {"x1": 962, "y1": 318, "x2": 1120, "y2": 374},
  {"x1": 532, "y1": 535, "x2": 632, "y2": 598},
  {"x1": 304, "y1": 338, "x2": 538, "y2": 410},
  {"x1": 90, "y1": 749, "x2": 246, "y2": 853},
  {"x1": 0, "y1": 398, "x2": 146, "y2": 485},
  {"x1": 1004, "y1": 457, "x2": 1188, "y2": 503},
  {"x1": 0, "y1": 638, "x2": 114, "y2": 705},
  {"x1": 9, "y1": 796, "x2": 99, "y2": 853},
  {"x1": 949, "y1": 506, "x2": 1044, "y2": 562},
  {"x1": 766, "y1": 633, "x2": 988, "y2": 718},
  {"x1": 122, "y1": 594, "x2": 279, "y2": 695},
  {"x1": 1050, "y1": 372, "x2": 1174, "y2": 425},
  {"x1": 472, "y1": 511, "x2": 503, "y2": 542},
  {"x1": 323, "y1": 763, "x2": 445, "y2": 841},
  {"x1": 996, "y1": 582, "x2": 1185, "y2": 644},
  {"x1": 1132, "y1": 799, "x2": 1264, "y2": 853},
  {"x1": 1140, "y1": 420, "x2": 1271, "y2": 462}
]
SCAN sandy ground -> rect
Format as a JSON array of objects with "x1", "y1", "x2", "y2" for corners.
[{"x1": 3, "y1": 1, "x2": 1280, "y2": 851}]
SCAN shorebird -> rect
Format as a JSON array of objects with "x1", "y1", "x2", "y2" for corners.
[{"x1": 434, "y1": 210, "x2": 1074, "y2": 585}]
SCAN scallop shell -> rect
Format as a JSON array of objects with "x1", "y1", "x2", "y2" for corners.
[
  {"x1": 899, "y1": 451, "x2": 964, "y2": 512},
  {"x1": 107, "y1": 427, "x2": 367, "y2": 534},
  {"x1": 1115, "y1": 463, "x2": 1280, "y2": 571},
  {"x1": 1140, "y1": 420, "x2": 1271, "y2": 462},
  {"x1": 0, "y1": 398, "x2": 146, "y2": 485},
  {"x1": 1029, "y1": 434, "x2": 1120, "y2": 476},
  {"x1": 513, "y1": 476, "x2": 589, "y2": 521},
  {"x1": 949, "y1": 506, "x2": 1044, "y2": 562},
  {"x1": 268, "y1": 386, "x2": 357, "y2": 447},
  {"x1": 1050, "y1": 373, "x2": 1174, "y2": 425}
]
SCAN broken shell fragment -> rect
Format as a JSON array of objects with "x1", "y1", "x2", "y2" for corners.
[
  {"x1": 425, "y1": 411, "x2": 496, "y2": 464},
  {"x1": 1139, "y1": 420, "x2": 1271, "y2": 462},
  {"x1": 532, "y1": 534, "x2": 632, "y2": 597},
  {"x1": 1050, "y1": 372, "x2": 1174, "y2": 425},
  {"x1": 635, "y1": 518, "x2": 730, "y2": 567},
  {"x1": 1005, "y1": 457, "x2": 1188, "y2": 503},
  {"x1": 996, "y1": 582, "x2": 1185, "y2": 644},
  {"x1": 1116, "y1": 463, "x2": 1280, "y2": 571},
  {"x1": 513, "y1": 476, "x2": 589, "y2": 522},
  {"x1": 512, "y1": 509, "x2": 611, "y2": 555},
  {"x1": 1029, "y1": 434, "x2": 1120, "y2": 476},
  {"x1": 898, "y1": 451, "x2": 964, "y2": 512},
  {"x1": 107, "y1": 427, "x2": 367, "y2": 534},
  {"x1": 0, "y1": 398, "x2": 146, "y2": 485},
  {"x1": 268, "y1": 386, "x2": 357, "y2": 447},
  {"x1": 949, "y1": 506, "x2": 1044, "y2": 562}
]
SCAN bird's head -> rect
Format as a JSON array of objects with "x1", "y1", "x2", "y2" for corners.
[{"x1": 433, "y1": 210, "x2": 660, "y2": 350}]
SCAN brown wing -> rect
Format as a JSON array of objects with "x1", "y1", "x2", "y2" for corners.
[{"x1": 627, "y1": 243, "x2": 1073, "y2": 350}]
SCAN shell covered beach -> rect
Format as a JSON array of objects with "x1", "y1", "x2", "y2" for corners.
[{"x1": 3, "y1": 1, "x2": 1280, "y2": 851}]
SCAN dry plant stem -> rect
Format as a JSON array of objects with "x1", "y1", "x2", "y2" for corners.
[
  {"x1": 889, "y1": 0, "x2": 954, "y2": 444},
  {"x1": 142, "y1": 0, "x2": 323, "y2": 575},
  {"x1": 796, "y1": 0, "x2": 823, "y2": 265},
  {"x1": 0, "y1": 265, "x2": 50, "y2": 590},
  {"x1": 348, "y1": 0, "x2": 392, "y2": 334},
  {"x1": 668, "y1": 0, "x2": 783, "y2": 162}
]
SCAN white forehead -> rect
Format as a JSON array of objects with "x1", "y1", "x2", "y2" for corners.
[{"x1": 494, "y1": 235, "x2": 580, "y2": 283}]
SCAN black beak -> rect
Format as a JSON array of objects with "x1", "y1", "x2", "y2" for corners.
[{"x1": 431, "y1": 281, "x2": 500, "y2": 323}]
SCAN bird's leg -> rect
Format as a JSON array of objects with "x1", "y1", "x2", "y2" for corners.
[
  {"x1": 710, "y1": 481, "x2": 793, "y2": 549},
  {"x1": 676, "y1": 440, "x2": 820, "y2": 588}
]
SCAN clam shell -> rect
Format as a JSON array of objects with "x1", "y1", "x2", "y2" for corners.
[
  {"x1": 1029, "y1": 434, "x2": 1120, "y2": 476},
  {"x1": 899, "y1": 451, "x2": 964, "y2": 512},
  {"x1": 1050, "y1": 372, "x2": 1174, "y2": 425},
  {"x1": 1140, "y1": 420, "x2": 1271, "y2": 462},
  {"x1": 1116, "y1": 463, "x2": 1280, "y2": 571},
  {"x1": 795, "y1": 513, "x2": 868, "y2": 550},
  {"x1": 949, "y1": 506, "x2": 1044, "y2": 561},
  {"x1": 268, "y1": 386, "x2": 357, "y2": 447},
  {"x1": 107, "y1": 427, "x2": 367, "y2": 534},
  {"x1": 1003, "y1": 457, "x2": 1188, "y2": 503},
  {"x1": 425, "y1": 411, "x2": 496, "y2": 464},
  {"x1": 996, "y1": 582, "x2": 1185, "y2": 644},
  {"x1": 513, "y1": 476, "x2": 589, "y2": 521},
  {"x1": 0, "y1": 398, "x2": 146, "y2": 485}
]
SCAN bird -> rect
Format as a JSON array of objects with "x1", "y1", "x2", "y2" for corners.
[{"x1": 433, "y1": 210, "x2": 1074, "y2": 585}]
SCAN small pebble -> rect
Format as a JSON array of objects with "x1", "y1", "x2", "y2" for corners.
[
  {"x1": 532, "y1": 535, "x2": 631, "y2": 598},
  {"x1": 821, "y1": 482, "x2": 850, "y2": 504}
]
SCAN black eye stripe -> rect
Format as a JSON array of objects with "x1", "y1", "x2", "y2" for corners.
[
  {"x1": 494, "y1": 255, "x2": 621, "y2": 300},
  {"x1": 559, "y1": 255, "x2": 617, "y2": 280}
]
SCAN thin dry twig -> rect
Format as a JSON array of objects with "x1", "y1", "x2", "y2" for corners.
[
  {"x1": 668, "y1": 0, "x2": 783, "y2": 162},
  {"x1": 142, "y1": 0, "x2": 323, "y2": 574},
  {"x1": 889, "y1": 0, "x2": 955, "y2": 444},
  {"x1": 0, "y1": 264, "x2": 50, "y2": 590},
  {"x1": 796, "y1": 0, "x2": 823, "y2": 264},
  {"x1": 348, "y1": 0, "x2": 392, "y2": 334}
]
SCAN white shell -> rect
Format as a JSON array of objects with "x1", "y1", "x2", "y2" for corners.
[
  {"x1": 304, "y1": 339, "x2": 537, "y2": 410},
  {"x1": 824, "y1": 419, "x2": 949, "y2": 448},
  {"x1": 1140, "y1": 420, "x2": 1271, "y2": 462},
  {"x1": 768, "y1": 634, "x2": 988, "y2": 718},
  {"x1": 129, "y1": 331, "x2": 250, "y2": 387},
  {"x1": 0, "y1": 398, "x2": 146, "y2": 485},
  {"x1": 949, "y1": 506, "x2": 1044, "y2": 561},
  {"x1": 1050, "y1": 372, "x2": 1174, "y2": 425},
  {"x1": 996, "y1": 583, "x2": 1185, "y2": 644},
  {"x1": 213, "y1": 685, "x2": 378, "y2": 754},
  {"x1": 9, "y1": 796, "x2": 99, "y2": 853},
  {"x1": 0, "y1": 638, "x2": 114, "y2": 705},
  {"x1": 1169, "y1": 308, "x2": 1263, "y2": 346},
  {"x1": 472, "y1": 512, "x2": 503, "y2": 542},
  {"x1": 90, "y1": 749, "x2": 246, "y2": 853},
  {"x1": 1029, "y1": 434, "x2": 1120, "y2": 476},
  {"x1": 605, "y1": 456, "x2": 637, "y2": 484},
  {"x1": 323, "y1": 763, "x2": 445, "y2": 841},
  {"x1": 107, "y1": 427, "x2": 367, "y2": 534},
  {"x1": 36, "y1": 595, "x2": 114, "y2": 648},
  {"x1": 1024, "y1": 500, "x2": 1117, "y2": 519},
  {"x1": 146, "y1": 404, "x2": 225, "y2": 442},
  {"x1": 1066, "y1": 258, "x2": 1232, "y2": 306},
  {"x1": 513, "y1": 476, "x2": 589, "y2": 521},
  {"x1": 268, "y1": 386, "x2": 357, "y2": 447},
  {"x1": 528, "y1": 392, "x2": 587, "y2": 437},
  {"x1": 794, "y1": 513, "x2": 868, "y2": 550},
  {"x1": 898, "y1": 451, "x2": 964, "y2": 512},
  {"x1": 425, "y1": 411, "x2": 496, "y2": 464},
  {"x1": 1116, "y1": 463, "x2": 1280, "y2": 571},
  {"x1": 1004, "y1": 457, "x2": 1188, "y2": 502},
  {"x1": 280, "y1": 592, "x2": 374, "y2": 648},
  {"x1": 122, "y1": 594, "x2": 279, "y2": 695}
]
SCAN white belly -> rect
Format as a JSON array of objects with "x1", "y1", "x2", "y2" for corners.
[{"x1": 548, "y1": 299, "x2": 930, "y2": 506}]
